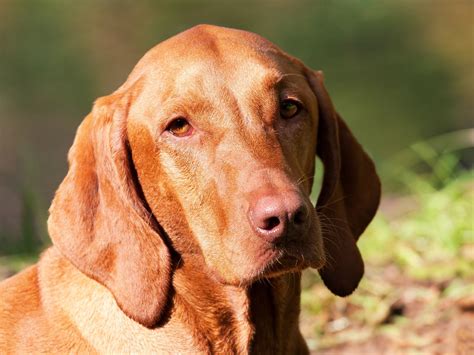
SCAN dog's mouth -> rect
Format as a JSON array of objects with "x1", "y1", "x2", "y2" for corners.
[
  {"x1": 208, "y1": 238, "x2": 325, "y2": 287},
  {"x1": 204, "y1": 220, "x2": 326, "y2": 286},
  {"x1": 248, "y1": 239, "x2": 326, "y2": 281}
]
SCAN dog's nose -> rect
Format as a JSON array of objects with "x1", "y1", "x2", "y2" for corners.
[{"x1": 249, "y1": 193, "x2": 309, "y2": 243}]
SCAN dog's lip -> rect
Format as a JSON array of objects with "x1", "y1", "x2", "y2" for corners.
[
  {"x1": 210, "y1": 239, "x2": 324, "y2": 286},
  {"x1": 257, "y1": 253, "x2": 306, "y2": 279},
  {"x1": 273, "y1": 236, "x2": 311, "y2": 254},
  {"x1": 270, "y1": 238, "x2": 325, "y2": 270},
  {"x1": 273, "y1": 236, "x2": 302, "y2": 248}
]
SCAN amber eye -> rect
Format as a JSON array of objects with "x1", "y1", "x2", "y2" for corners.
[
  {"x1": 166, "y1": 117, "x2": 193, "y2": 137},
  {"x1": 280, "y1": 99, "x2": 301, "y2": 119}
]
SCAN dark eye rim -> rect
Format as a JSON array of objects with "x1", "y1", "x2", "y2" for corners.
[
  {"x1": 165, "y1": 117, "x2": 194, "y2": 137},
  {"x1": 280, "y1": 98, "x2": 304, "y2": 118}
]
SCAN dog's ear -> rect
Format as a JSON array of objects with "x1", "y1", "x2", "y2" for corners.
[
  {"x1": 307, "y1": 70, "x2": 381, "y2": 296},
  {"x1": 48, "y1": 90, "x2": 171, "y2": 328}
]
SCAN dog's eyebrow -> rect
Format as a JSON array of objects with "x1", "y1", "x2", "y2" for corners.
[
  {"x1": 256, "y1": 73, "x2": 306, "y2": 95},
  {"x1": 275, "y1": 73, "x2": 307, "y2": 83}
]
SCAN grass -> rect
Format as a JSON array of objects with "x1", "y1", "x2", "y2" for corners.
[{"x1": 361, "y1": 173, "x2": 472, "y2": 281}]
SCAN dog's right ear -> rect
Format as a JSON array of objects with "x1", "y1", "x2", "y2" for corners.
[{"x1": 48, "y1": 90, "x2": 171, "y2": 328}]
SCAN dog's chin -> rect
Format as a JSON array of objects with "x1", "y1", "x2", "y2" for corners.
[
  {"x1": 257, "y1": 244, "x2": 326, "y2": 279},
  {"x1": 213, "y1": 243, "x2": 325, "y2": 287}
]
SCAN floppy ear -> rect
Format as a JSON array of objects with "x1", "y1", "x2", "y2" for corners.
[
  {"x1": 47, "y1": 91, "x2": 171, "y2": 327},
  {"x1": 307, "y1": 70, "x2": 381, "y2": 296}
]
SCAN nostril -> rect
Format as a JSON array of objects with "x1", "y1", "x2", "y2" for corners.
[
  {"x1": 292, "y1": 207, "x2": 307, "y2": 225},
  {"x1": 249, "y1": 193, "x2": 307, "y2": 241},
  {"x1": 262, "y1": 216, "x2": 281, "y2": 231}
]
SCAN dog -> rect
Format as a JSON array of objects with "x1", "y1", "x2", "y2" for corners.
[{"x1": 0, "y1": 25, "x2": 380, "y2": 354}]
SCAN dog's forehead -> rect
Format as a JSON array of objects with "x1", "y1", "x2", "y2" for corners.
[
  {"x1": 126, "y1": 25, "x2": 312, "y2": 130},
  {"x1": 150, "y1": 25, "x2": 288, "y2": 65},
  {"x1": 127, "y1": 25, "x2": 302, "y2": 90}
]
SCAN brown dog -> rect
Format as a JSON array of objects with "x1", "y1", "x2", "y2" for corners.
[{"x1": 0, "y1": 25, "x2": 380, "y2": 353}]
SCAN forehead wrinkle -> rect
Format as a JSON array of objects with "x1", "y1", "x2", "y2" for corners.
[
  {"x1": 148, "y1": 67, "x2": 224, "y2": 120},
  {"x1": 244, "y1": 70, "x2": 281, "y2": 127},
  {"x1": 204, "y1": 68, "x2": 285, "y2": 165},
  {"x1": 161, "y1": 93, "x2": 215, "y2": 119},
  {"x1": 227, "y1": 69, "x2": 280, "y2": 124}
]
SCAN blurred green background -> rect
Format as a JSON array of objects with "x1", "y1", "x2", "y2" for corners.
[{"x1": 0, "y1": 0, "x2": 472, "y2": 353}]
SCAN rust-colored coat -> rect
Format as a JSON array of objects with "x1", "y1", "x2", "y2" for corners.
[{"x1": 0, "y1": 25, "x2": 380, "y2": 354}]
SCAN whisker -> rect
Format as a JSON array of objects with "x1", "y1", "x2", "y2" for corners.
[{"x1": 316, "y1": 193, "x2": 350, "y2": 211}]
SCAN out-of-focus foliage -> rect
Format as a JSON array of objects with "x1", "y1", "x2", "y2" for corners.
[{"x1": 0, "y1": 0, "x2": 472, "y2": 248}]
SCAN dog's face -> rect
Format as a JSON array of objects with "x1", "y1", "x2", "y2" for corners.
[
  {"x1": 48, "y1": 25, "x2": 380, "y2": 327},
  {"x1": 127, "y1": 27, "x2": 324, "y2": 285}
]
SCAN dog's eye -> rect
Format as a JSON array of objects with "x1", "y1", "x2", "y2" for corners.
[
  {"x1": 166, "y1": 118, "x2": 193, "y2": 137},
  {"x1": 280, "y1": 99, "x2": 301, "y2": 119}
]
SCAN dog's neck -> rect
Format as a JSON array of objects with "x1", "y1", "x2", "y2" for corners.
[
  {"x1": 40, "y1": 248, "x2": 307, "y2": 353},
  {"x1": 172, "y1": 256, "x2": 307, "y2": 354}
]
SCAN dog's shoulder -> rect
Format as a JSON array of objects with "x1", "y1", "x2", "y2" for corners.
[
  {"x1": 0, "y1": 263, "x2": 44, "y2": 350},
  {"x1": 0, "y1": 263, "x2": 42, "y2": 315},
  {"x1": 0, "y1": 249, "x2": 94, "y2": 352}
]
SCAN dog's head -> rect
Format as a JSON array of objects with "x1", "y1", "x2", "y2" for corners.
[{"x1": 48, "y1": 25, "x2": 380, "y2": 327}]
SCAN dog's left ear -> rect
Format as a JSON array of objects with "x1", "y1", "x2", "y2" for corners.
[{"x1": 306, "y1": 70, "x2": 381, "y2": 296}]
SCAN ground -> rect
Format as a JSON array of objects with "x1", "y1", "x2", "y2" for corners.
[{"x1": 300, "y1": 266, "x2": 473, "y2": 354}]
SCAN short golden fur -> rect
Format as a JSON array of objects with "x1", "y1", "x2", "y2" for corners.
[{"x1": 0, "y1": 25, "x2": 380, "y2": 354}]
